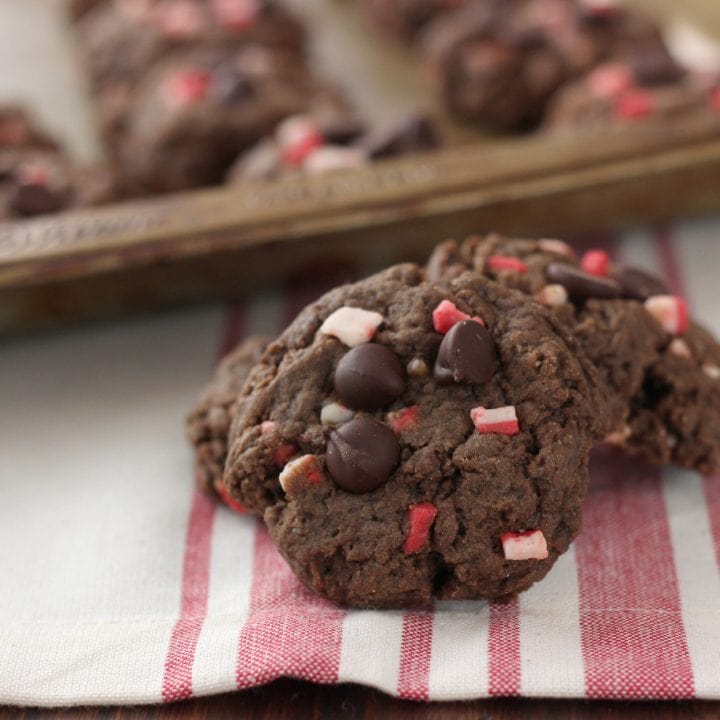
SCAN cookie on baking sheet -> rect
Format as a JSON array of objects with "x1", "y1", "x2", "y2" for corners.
[
  {"x1": 223, "y1": 263, "x2": 599, "y2": 607},
  {"x1": 427, "y1": 234, "x2": 720, "y2": 474},
  {"x1": 187, "y1": 335, "x2": 270, "y2": 506}
]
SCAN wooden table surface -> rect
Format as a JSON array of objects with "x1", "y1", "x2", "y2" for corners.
[{"x1": 2, "y1": 681, "x2": 720, "y2": 719}]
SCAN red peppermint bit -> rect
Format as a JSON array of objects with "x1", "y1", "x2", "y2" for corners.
[
  {"x1": 403, "y1": 502, "x2": 438, "y2": 555},
  {"x1": 388, "y1": 405, "x2": 420, "y2": 433},
  {"x1": 487, "y1": 255, "x2": 528, "y2": 274},
  {"x1": 589, "y1": 64, "x2": 634, "y2": 99},
  {"x1": 212, "y1": 0, "x2": 260, "y2": 30},
  {"x1": 155, "y1": 0, "x2": 204, "y2": 38},
  {"x1": 282, "y1": 132, "x2": 324, "y2": 166},
  {"x1": 166, "y1": 69, "x2": 212, "y2": 106},
  {"x1": 215, "y1": 481, "x2": 249, "y2": 514},
  {"x1": 432, "y1": 299, "x2": 485, "y2": 334},
  {"x1": 615, "y1": 89, "x2": 655, "y2": 121},
  {"x1": 710, "y1": 87, "x2": 720, "y2": 113},
  {"x1": 581, "y1": 249, "x2": 610, "y2": 277},
  {"x1": 272, "y1": 443, "x2": 298, "y2": 467},
  {"x1": 470, "y1": 405, "x2": 520, "y2": 436},
  {"x1": 17, "y1": 163, "x2": 49, "y2": 186}
]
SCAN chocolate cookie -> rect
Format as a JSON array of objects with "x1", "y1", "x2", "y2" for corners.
[
  {"x1": 187, "y1": 336, "x2": 270, "y2": 502},
  {"x1": 108, "y1": 45, "x2": 352, "y2": 195},
  {"x1": 544, "y1": 62, "x2": 720, "y2": 133},
  {"x1": 427, "y1": 234, "x2": 720, "y2": 474},
  {"x1": 422, "y1": 0, "x2": 670, "y2": 131},
  {"x1": 223, "y1": 263, "x2": 599, "y2": 607}
]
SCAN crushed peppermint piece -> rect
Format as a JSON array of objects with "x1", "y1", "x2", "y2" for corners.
[
  {"x1": 319, "y1": 306, "x2": 384, "y2": 347},
  {"x1": 403, "y1": 502, "x2": 438, "y2": 555},
  {"x1": 388, "y1": 405, "x2": 420, "y2": 433},
  {"x1": 432, "y1": 299, "x2": 485, "y2": 334},
  {"x1": 320, "y1": 401, "x2": 355, "y2": 426},
  {"x1": 272, "y1": 444, "x2": 298, "y2": 467},
  {"x1": 470, "y1": 405, "x2": 519, "y2": 435},
  {"x1": 703, "y1": 363, "x2": 720, "y2": 380},
  {"x1": 588, "y1": 64, "x2": 634, "y2": 99},
  {"x1": 644, "y1": 295, "x2": 689, "y2": 336},
  {"x1": 303, "y1": 146, "x2": 368, "y2": 175},
  {"x1": 260, "y1": 420, "x2": 277, "y2": 435},
  {"x1": 669, "y1": 338, "x2": 692, "y2": 359},
  {"x1": 215, "y1": 481, "x2": 249, "y2": 514},
  {"x1": 581, "y1": 249, "x2": 610, "y2": 277},
  {"x1": 604, "y1": 424, "x2": 631, "y2": 446},
  {"x1": 615, "y1": 89, "x2": 655, "y2": 121},
  {"x1": 164, "y1": 69, "x2": 212, "y2": 106},
  {"x1": 501, "y1": 530, "x2": 549, "y2": 560},
  {"x1": 487, "y1": 255, "x2": 528, "y2": 274},
  {"x1": 276, "y1": 115, "x2": 324, "y2": 166},
  {"x1": 535, "y1": 284, "x2": 569, "y2": 307},
  {"x1": 212, "y1": 0, "x2": 260, "y2": 30},
  {"x1": 279, "y1": 454, "x2": 323, "y2": 493}
]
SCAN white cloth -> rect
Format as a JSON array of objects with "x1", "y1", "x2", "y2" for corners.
[{"x1": 1, "y1": 221, "x2": 720, "y2": 706}]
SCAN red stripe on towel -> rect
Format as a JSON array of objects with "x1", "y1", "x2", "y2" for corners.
[
  {"x1": 488, "y1": 599, "x2": 521, "y2": 697},
  {"x1": 162, "y1": 302, "x2": 247, "y2": 701},
  {"x1": 236, "y1": 524, "x2": 345, "y2": 688},
  {"x1": 397, "y1": 612, "x2": 434, "y2": 700},
  {"x1": 576, "y1": 447, "x2": 694, "y2": 699}
]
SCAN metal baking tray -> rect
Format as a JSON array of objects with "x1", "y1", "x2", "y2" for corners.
[{"x1": 1, "y1": 0, "x2": 720, "y2": 334}]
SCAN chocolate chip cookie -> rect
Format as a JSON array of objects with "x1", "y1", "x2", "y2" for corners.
[
  {"x1": 187, "y1": 335, "x2": 270, "y2": 503},
  {"x1": 427, "y1": 234, "x2": 720, "y2": 474},
  {"x1": 223, "y1": 263, "x2": 599, "y2": 607}
]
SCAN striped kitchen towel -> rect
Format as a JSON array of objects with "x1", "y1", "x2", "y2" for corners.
[{"x1": 1, "y1": 220, "x2": 719, "y2": 706}]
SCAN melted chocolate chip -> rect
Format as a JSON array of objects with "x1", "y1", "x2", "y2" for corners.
[
  {"x1": 334, "y1": 344, "x2": 405, "y2": 411},
  {"x1": 9, "y1": 182, "x2": 68, "y2": 216},
  {"x1": 326, "y1": 416, "x2": 400, "y2": 493},
  {"x1": 545, "y1": 263, "x2": 622, "y2": 300},
  {"x1": 434, "y1": 319, "x2": 495, "y2": 385},
  {"x1": 612, "y1": 265, "x2": 668, "y2": 300},
  {"x1": 630, "y1": 50, "x2": 683, "y2": 87}
]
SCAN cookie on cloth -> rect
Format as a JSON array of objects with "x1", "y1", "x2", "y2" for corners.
[
  {"x1": 186, "y1": 335, "x2": 270, "y2": 503},
  {"x1": 223, "y1": 264, "x2": 599, "y2": 607},
  {"x1": 427, "y1": 234, "x2": 720, "y2": 474}
]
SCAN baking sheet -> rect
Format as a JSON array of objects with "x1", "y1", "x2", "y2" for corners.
[{"x1": 2, "y1": 0, "x2": 720, "y2": 167}]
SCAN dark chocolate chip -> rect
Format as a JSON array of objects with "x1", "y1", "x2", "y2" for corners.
[
  {"x1": 9, "y1": 182, "x2": 68, "y2": 216},
  {"x1": 434, "y1": 319, "x2": 496, "y2": 385},
  {"x1": 359, "y1": 115, "x2": 439, "y2": 160},
  {"x1": 612, "y1": 265, "x2": 669, "y2": 300},
  {"x1": 212, "y1": 70, "x2": 255, "y2": 103},
  {"x1": 326, "y1": 416, "x2": 400, "y2": 493},
  {"x1": 629, "y1": 50, "x2": 683, "y2": 87},
  {"x1": 321, "y1": 118, "x2": 366, "y2": 146},
  {"x1": 334, "y1": 344, "x2": 405, "y2": 411},
  {"x1": 545, "y1": 263, "x2": 622, "y2": 300}
]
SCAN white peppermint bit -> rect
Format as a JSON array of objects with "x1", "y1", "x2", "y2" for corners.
[
  {"x1": 604, "y1": 424, "x2": 631, "y2": 447},
  {"x1": 669, "y1": 338, "x2": 692, "y2": 360},
  {"x1": 276, "y1": 115, "x2": 320, "y2": 150},
  {"x1": 536, "y1": 284, "x2": 568, "y2": 307},
  {"x1": 703, "y1": 363, "x2": 720, "y2": 380},
  {"x1": 278, "y1": 454, "x2": 321, "y2": 493},
  {"x1": 319, "y1": 306, "x2": 384, "y2": 347},
  {"x1": 321, "y1": 401, "x2": 355, "y2": 426},
  {"x1": 501, "y1": 530, "x2": 549, "y2": 561},
  {"x1": 303, "y1": 146, "x2": 368, "y2": 175}
]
